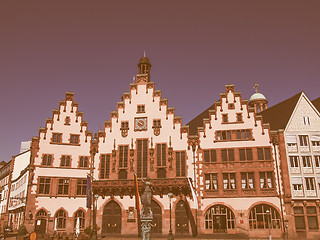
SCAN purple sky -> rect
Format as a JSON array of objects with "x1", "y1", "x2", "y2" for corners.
[{"x1": 1, "y1": 1, "x2": 320, "y2": 161}]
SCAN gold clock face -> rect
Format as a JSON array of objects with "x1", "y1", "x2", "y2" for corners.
[{"x1": 135, "y1": 117, "x2": 147, "y2": 131}]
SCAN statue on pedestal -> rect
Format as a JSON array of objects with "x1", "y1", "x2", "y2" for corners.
[{"x1": 140, "y1": 176, "x2": 153, "y2": 240}]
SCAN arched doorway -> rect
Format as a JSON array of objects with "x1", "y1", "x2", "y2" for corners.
[
  {"x1": 205, "y1": 205, "x2": 235, "y2": 233},
  {"x1": 151, "y1": 200, "x2": 162, "y2": 234},
  {"x1": 102, "y1": 201, "x2": 121, "y2": 234},
  {"x1": 175, "y1": 200, "x2": 189, "y2": 235},
  {"x1": 35, "y1": 210, "x2": 47, "y2": 234},
  {"x1": 249, "y1": 204, "x2": 280, "y2": 229}
]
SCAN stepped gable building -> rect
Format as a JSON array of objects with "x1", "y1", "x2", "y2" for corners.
[
  {"x1": 0, "y1": 160, "x2": 12, "y2": 229},
  {"x1": 187, "y1": 85, "x2": 283, "y2": 238},
  {"x1": 259, "y1": 92, "x2": 320, "y2": 238},
  {"x1": 25, "y1": 92, "x2": 93, "y2": 235},
  {"x1": 92, "y1": 55, "x2": 196, "y2": 237}
]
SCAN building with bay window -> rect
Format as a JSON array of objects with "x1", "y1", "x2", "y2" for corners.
[{"x1": 260, "y1": 92, "x2": 320, "y2": 238}]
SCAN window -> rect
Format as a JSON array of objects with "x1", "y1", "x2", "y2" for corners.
[
  {"x1": 38, "y1": 177, "x2": 51, "y2": 194},
  {"x1": 223, "y1": 173, "x2": 236, "y2": 189},
  {"x1": 286, "y1": 135, "x2": 297, "y2": 147},
  {"x1": 137, "y1": 139, "x2": 148, "y2": 178},
  {"x1": 239, "y1": 148, "x2": 253, "y2": 161},
  {"x1": 205, "y1": 205, "x2": 235, "y2": 230},
  {"x1": 176, "y1": 151, "x2": 186, "y2": 177},
  {"x1": 221, "y1": 149, "x2": 234, "y2": 162},
  {"x1": 293, "y1": 183, "x2": 303, "y2": 191},
  {"x1": 137, "y1": 105, "x2": 145, "y2": 113},
  {"x1": 119, "y1": 145, "x2": 129, "y2": 168},
  {"x1": 121, "y1": 121, "x2": 129, "y2": 129},
  {"x1": 204, "y1": 149, "x2": 216, "y2": 163},
  {"x1": 302, "y1": 156, "x2": 312, "y2": 168},
  {"x1": 311, "y1": 135, "x2": 320, "y2": 146},
  {"x1": 56, "y1": 210, "x2": 66, "y2": 229},
  {"x1": 235, "y1": 130, "x2": 252, "y2": 140},
  {"x1": 70, "y1": 134, "x2": 79, "y2": 144},
  {"x1": 256, "y1": 104, "x2": 261, "y2": 113},
  {"x1": 64, "y1": 116, "x2": 70, "y2": 125},
  {"x1": 58, "y1": 179, "x2": 69, "y2": 195},
  {"x1": 156, "y1": 144, "x2": 166, "y2": 166},
  {"x1": 74, "y1": 210, "x2": 85, "y2": 230},
  {"x1": 205, "y1": 173, "x2": 218, "y2": 190},
  {"x1": 307, "y1": 207, "x2": 318, "y2": 230},
  {"x1": 257, "y1": 148, "x2": 271, "y2": 160},
  {"x1": 79, "y1": 156, "x2": 89, "y2": 168},
  {"x1": 299, "y1": 135, "x2": 309, "y2": 146},
  {"x1": 290, "y1": 156, "x2": 300, "y2": 168},
  {"x1": 52, "y1": 133, "x2": 62, "y2": 143},
  {"x1": 305, "y1": 177, "x2": 315, "y2": 190},
  {"x1": 241, "y1": 172, "x2": 254, "y2": 189},
  {"x1": 42, "y1": 154, "x2": 53, "y2": 166},
  {"x1": 77, "y1": 179, "x2": 87, "y2": 195},
  {"x1": 216, "y1": 130, "x2": 231, "y2": 141},
  {"x1": 294, "y1": 207, "x2": 305, "y2": 230},
  {"x1": 260, "y1": 172, "x2": 274, "y2": 189},
  {"x1": 100, "y1": 154, "x2": 110, "y2": 179},
  {"x1": 315, "y1": 156, "x2": 320, "y2": 168},
  {"x1": 60, "y1": 155, "x2": 71, "y2": 167},
  {"x1": 249, "y1": 204, "x2": 280, "y2": 229},
  {"x1": 237, "y1": 113, "x2": 242, "y2": 122},
  {"x1": 153, "y1": 119, "x2": 161, "y2": 127},
  {"x1": 303, "y1": 116, "x2": 311, "y2": 125},
  {"x1": 222, "y1": 114, "x2": 228, "y2": 123}
]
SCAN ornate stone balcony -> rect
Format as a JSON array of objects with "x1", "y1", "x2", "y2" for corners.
[
  {"x1": 303, "y1": 167, "x2": 313, "y2": 174},
  {"x1": 287, "y1": 145, "x2": 298, "y2": 153},
  {"x1": 260, "y1": 188, "x2": 277, "y2": 196},
  {"x1": 312, "y1": 146, "x2": 320, "y2": 152},
  {"x1": 290, "y1": 167, "x2": 301, "y2": 174},
  {"x1": 306, "y1": 190, "x2": 317, "y2": 197},
  {"x1": 93, "y1": 177, "x2": 191, "y2": 198},
  {"x1": 293, "y1": 190, "x2": 304, "y2": 197},
  {"x1": 300, "y1": 146, "x2": 310, "y2": 153}
]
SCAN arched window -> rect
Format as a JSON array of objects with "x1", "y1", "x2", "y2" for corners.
[
  {"x1": 249, "y1": 204, "x2": 280, "y2": 229},
  {"x1": 36, "y1": 210, "x2": 47, "y2": 218},
  {"x1": 56, "y1": 210, "x2": 67, "y2": 229},
  {"x1": 205, "y1": 205, "x2": 235, "y2": 233},
  {"x1": 74, "y1": 210, "x2": 85, "y2": 229}
]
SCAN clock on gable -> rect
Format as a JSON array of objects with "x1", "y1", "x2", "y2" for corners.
[{"x1": 134, "y1": 117, "x2": 147, "y2": 131}]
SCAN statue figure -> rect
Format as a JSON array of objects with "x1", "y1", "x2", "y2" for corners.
[{"x1": 140, "y1": 176, "x2": 153, "y2": 240}]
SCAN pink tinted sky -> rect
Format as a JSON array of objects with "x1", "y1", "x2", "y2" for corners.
[{"x1": 0, "y1": 1, "x2": 319, "y2": 161}]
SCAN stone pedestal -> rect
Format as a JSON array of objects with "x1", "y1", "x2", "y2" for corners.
[{"x1": 141, "y1": 210, "x2": 153, "y2": 240}]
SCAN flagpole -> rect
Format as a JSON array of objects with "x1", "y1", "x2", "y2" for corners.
[{"x1": 134, "y1": 173, "x2": 141, "y2": 238}]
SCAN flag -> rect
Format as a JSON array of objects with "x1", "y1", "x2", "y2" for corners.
[
  {"x1": 133, "y1": 173, "x2": 140, "y2": 211},
  {"x1": 188, "y1": 177, "x2": 198, "y2": 209},
  {"x1": 86, "y1": 174, "x2": 92, "y2": 208}
]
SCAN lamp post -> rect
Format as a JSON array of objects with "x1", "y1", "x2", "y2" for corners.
[
  {"x1": 93, "y1": 194, "x2": 99, "y2": 240},
  {"x1": 266, "y1": 209, "x2": 272, "y2": 240},
  {"x1": 168, "y1": 192, "x2": 174, "y2": 240}
]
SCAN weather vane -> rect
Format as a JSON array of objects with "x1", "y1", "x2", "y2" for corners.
[{"x1": 254, "y1": 83, "x2": 259, "y2": 93}]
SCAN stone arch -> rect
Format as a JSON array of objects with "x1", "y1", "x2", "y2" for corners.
[
  {"x1": 151, "y1": 200, "x2": 162, "y2": 234},
  {"x1": 35, "y1": 208, "x2": 48, "y2": 234},
  {"x1": 248, "y1": 202, "x2": 281, "y2": 229},
  {"x1": 204, "y1": 204, "x2": 235, "y2": 233},
  {"x1": 101, "y1": 200, "x2": 122, "y2": 235},
  {"x1": 175, "y1": 200, "x2": 189, "y2": 235}
]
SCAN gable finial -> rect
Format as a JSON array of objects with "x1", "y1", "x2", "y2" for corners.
[{"x1": 254, "y1": 83, "x2": 259, "y2": 93}]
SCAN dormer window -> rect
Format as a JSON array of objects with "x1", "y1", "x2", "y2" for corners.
[
  {"x1": 228, "y1": 103, "x2": 235, "y2": 109},
  {"x1": 237, "y1": 113, "x2": 243, "y2": 122},
  {"x1": 52, "y1": 133, "x2": 62, "y2": 143},
  {"x1": 70, "y1": 134, "x2": 79, "y2": 144},
  {"x1": 137, "y1": 105, "x2": 145, "y2": 113}
]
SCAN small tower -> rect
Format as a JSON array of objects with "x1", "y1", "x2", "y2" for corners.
[
  {"x1": 137, "y1": 52, "x2": 151, "y2": 81},
  {"x1": 249, "y1": 83, "x2": 268, "y2": 113}
]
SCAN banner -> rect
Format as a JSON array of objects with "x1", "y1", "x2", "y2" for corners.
[
  {"x1": 86, "y1": 174, "x2": 92, "y2": 209},
  {"x1": 134, "y1": 173, "x2": 140, "y2": 211},
  {"x1": 188, "y1": 177, "x2": 198, "y2": 209}
]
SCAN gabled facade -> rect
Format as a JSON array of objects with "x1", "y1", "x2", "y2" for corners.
[
  {"x1": 92, "y1": 56, "x2": 196, "y2": 236},
  {"x1": 260, "y1": 92, "x2": 320, "y2": 238},
  {"x1": 188, "y1": 85, "x2": 283, "y2": 238},
  {"x1": 25, "y1": 92, "x2": 93, "y2": 235},
  {"x1": 0, "y1": 160, "x2": 12, "y2": 229}
]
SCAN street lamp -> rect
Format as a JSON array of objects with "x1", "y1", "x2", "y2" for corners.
[
  {"x1": 168, "y1": 192, "x2": 174, "y2": 240},
  {"x1": 266, "y1": 209, "x2": 272, "y2": 240},
  {"x1": 93, "y1": 194, "x2": 99, "y2": 240}
]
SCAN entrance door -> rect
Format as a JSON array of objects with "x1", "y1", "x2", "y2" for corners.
[
  {"x1": 151, "y1": 201, "x2": 162, "y2": 234},
  {"x1": 175, "y1": 200, "x2": 189, "y2": 235},
  {"x1": 213, "y1": 215, "x2": 227, "y2": 233},
  {"x1": 35, "y1": 210, "x2": 47, "y2": 234},
  {"x1": 102, "y1": 201, "x2": 121, "y2": 234}
]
